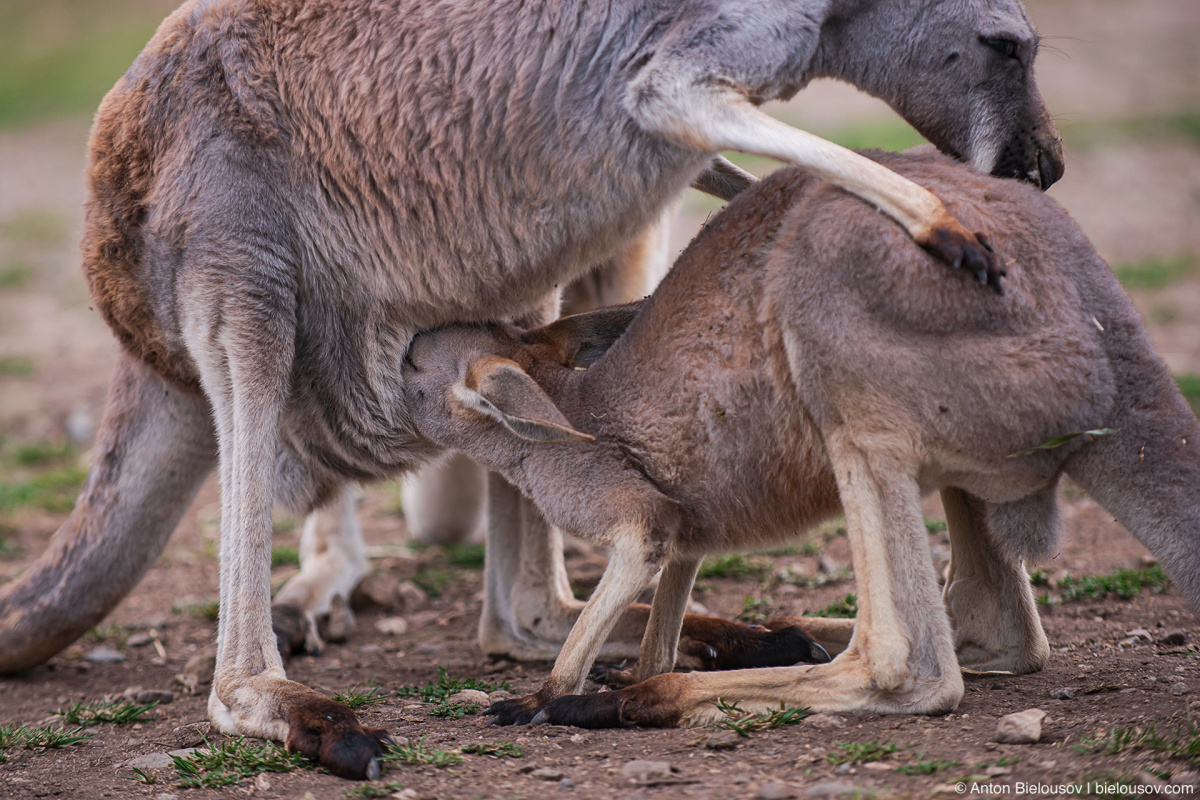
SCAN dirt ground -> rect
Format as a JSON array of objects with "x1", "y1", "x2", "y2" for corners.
[{"x1": 2, "y1": 1, "x2": 1200, "y2": 798}]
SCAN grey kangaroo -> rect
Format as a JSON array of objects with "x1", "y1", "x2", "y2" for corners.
[
  {"x1": 402, "y1": 149, "x2": 1200, "y2": 727},
  {"x1": 0, "y1": 0, "x2": 1061, "y2": 779}
]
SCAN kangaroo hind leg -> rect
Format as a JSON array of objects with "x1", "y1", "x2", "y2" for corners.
[{"x1": 182, "y1": 197, "x2": 387, "y2": 778}]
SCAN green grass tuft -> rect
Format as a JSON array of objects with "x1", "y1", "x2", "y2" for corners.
[
  {"x1": 381, "y1": 734, "x2": 462, "y2": 768},
  {"x1": 173, "y1": 599, "x2": 220, "y2": 621},
  {"x1": 0, "y1": 722, "x2": 92, "y2": 762},
  {"x1": 804, "y1": 593, "x2": 858, "y2": 619},
  {"x1": 172, "y1": 738, "x2": 311, "y2": 788},
  {"x1": 738, "y1": 595, "x2": 771, "y2": 624},
  {"x1": 52, "y1": 698, "x2": 157, "y2": 725},
  {"x1": 1055, "y1": 564, "x2": 1170, "y2": 602},
  {"x1": 1075, "y1": 718, "x2": 1200, "y2": 766},
  {"x1": 394, "y1": 666, "x2": 508, "y2": 703},
  {"x1": 897, "y1": 758, "x2": 960, "y2": 775},
  {"x1": 461, "y1": 741, "x2": 524, "y2": 758},
  {"x1": 697, "y1": 554, "x2": 772, "y2": 580},
  {"x1": 332, "y1": 685, "x2": 387, "y2": 710},
  {"x1": 428, "y1": 701, "x2": 481, "y2": 719},
  {"x1": 715, "y1": 700, "x2": 810, "y2": 737},
  {"x1": 828, "y1": 738, "x2": 901, "y2": 765}
]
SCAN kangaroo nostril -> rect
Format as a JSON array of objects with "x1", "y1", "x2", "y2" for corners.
[{"x1": 1036, "y1": 147, "x2": 1063, "y2": 189}]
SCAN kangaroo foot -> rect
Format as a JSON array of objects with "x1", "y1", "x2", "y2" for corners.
[
  {"x1": 211, "y1": 676, "x2": 388, "y2": 779},
  {"x1": 533, "y1": 679, "x2": 685, "y2": 729},
  {"x1": 487, "y1": 693, "x2": 545, "y2": 726},
  {"x1": 679, "y1": 617, "x2": 831, "y2": 670}
]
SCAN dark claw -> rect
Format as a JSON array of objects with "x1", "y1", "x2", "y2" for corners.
[
  {"x1": 809, "y1": 640, "x2": 832, "y2": 664},
  {"x1": 487, "y1": 697, "x2": 542, "y2": 726}
]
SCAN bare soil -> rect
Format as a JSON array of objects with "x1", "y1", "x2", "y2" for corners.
[{"x1": 2, "y1": 1, "x2": 1199, "y2": 798}]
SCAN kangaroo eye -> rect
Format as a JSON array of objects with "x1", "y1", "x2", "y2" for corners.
[{"x1": 982, "y1": 37, "x2": 1019, "y2": 59}]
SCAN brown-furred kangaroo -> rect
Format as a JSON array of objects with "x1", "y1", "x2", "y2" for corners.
[
  {"x1": 401, "y1": 149, "x2": 1200, "y2": 727},
  {"x1": 0, "y1": 0, "x2": 1062, "y2": 779}
]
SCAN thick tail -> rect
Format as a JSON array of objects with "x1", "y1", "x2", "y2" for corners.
[
  {"x1": 1064, "y1": 285, "x2": 1200, "y2": 614},
  {"x1": 0, "y1": 354, "x2": 216, "y2": 672}
]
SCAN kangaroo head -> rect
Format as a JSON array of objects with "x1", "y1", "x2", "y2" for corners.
[
  {"x1": 403, "y1": 305, "x2": 640, "y2": 453},
  {"x1": 817, "y1": 0, "x2": 1063, "y2": 189}
]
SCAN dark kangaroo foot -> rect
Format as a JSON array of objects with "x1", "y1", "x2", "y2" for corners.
[
  {"x1": 535, "y1": 675, "x2": 688, "y2": 729},
  {"x1": 679, "y1": 616, "x2": 831, "y2": 670},
  {"x1": 487, "y1": 693, "x2": 545, "y2": 726},
  {"x1": 280, "y1": 684, "x2": 390, "y2": 779}
]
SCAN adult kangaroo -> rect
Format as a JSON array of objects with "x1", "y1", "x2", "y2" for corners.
[{"x1": 0, "y1": 0, "x2": 1061, "y2": 779}]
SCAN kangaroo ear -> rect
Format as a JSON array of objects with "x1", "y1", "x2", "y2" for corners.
[
  {"x1": 522, "y1": 301, "x2": 644, "y2": 368},
  {"x1": 460, "y1": 356, "x2": 594, "y2": 443}
]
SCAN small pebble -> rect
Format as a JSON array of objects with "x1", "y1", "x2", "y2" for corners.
[
  {"x1": 125, "y1": 753, "x2": 173, "y2": 772},
  {"x1": 1126, "y1": 628, "x2": 1152, "y2": 641},
  {"x1": 804, "y1": 713, "x2": 847, "y2": 730},
  {"x1": 126, "y1": 633, "x2": 154, "y2": 648},
  {"x1": 705, "y1": 730, "x2": 740, "y2": 750},
  {"x1": 996, "y1": 708, "x2": 1046, "y2": 744},
  {"x1": 755, "y1": 781, "x2": 796, "y2": 800},
  {"x1": 447, "y1": 689, "x2": 490, "y2": 706},
  {"x1": 375, "y1": 616, "x2": 409, "y2": 636},
  {"x1": 85, "y1": 647, "x2": 125, "y2": 664},
  {"x1": 1171, "y1": 682, "x2": 1189, "y2": 696},
  {"x1": 530, "y1": 768, "x2": 564, "y2": 781},
  {"x1": 1051, "y1": 687, "x2": 1075, "y2": 700},
  {"x1": 136, "y1": 689, "x2": 175, "y2": 705},
  {"x1": 415, "y1": 642, "x2": 440, "y2": 656},
  {"x1": 619, "y1": 760, "x2": 677, "y2": 782},
  {"x1": 559, "y1": 778, "x2": 575, "y2": 789}
]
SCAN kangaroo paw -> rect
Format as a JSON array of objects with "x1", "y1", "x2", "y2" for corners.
[
  {"x1": 920, "y1": 215, "x2": 1003, "y2": 294},
  {"x1": 282, "y1": 689, "x2": 389, "y2": 779}
]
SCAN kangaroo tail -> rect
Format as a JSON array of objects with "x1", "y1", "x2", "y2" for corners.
[
  {"x1": 1064, "y1": 279, "x2": 1200, "y2": 614},
  {"x1": 0, "y1": 354, "x2": 216, "y2": 673}
]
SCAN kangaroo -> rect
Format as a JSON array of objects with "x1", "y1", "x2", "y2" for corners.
[
  {"x1": 0, "y1": 0, "x2": 1062, "y2": 779},
  {"x1": 401, "y1": 149, "x2": 1200, "y2": 727},
  {"x1": 265, "y1": 0, "x2": 1067, "y2": 665}
]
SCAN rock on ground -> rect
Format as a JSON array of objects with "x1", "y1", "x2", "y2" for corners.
[{"x1": 996, "y1": 708, "x2": 1047, "y2": 744}]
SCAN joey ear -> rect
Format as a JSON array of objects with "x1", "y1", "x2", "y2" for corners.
[
  {"x1": 460, "y1": 356, "x2": 594, "y2": 443},
  {"x1": 522, "y1": 301, "x2": 644, "y2": 368}
]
